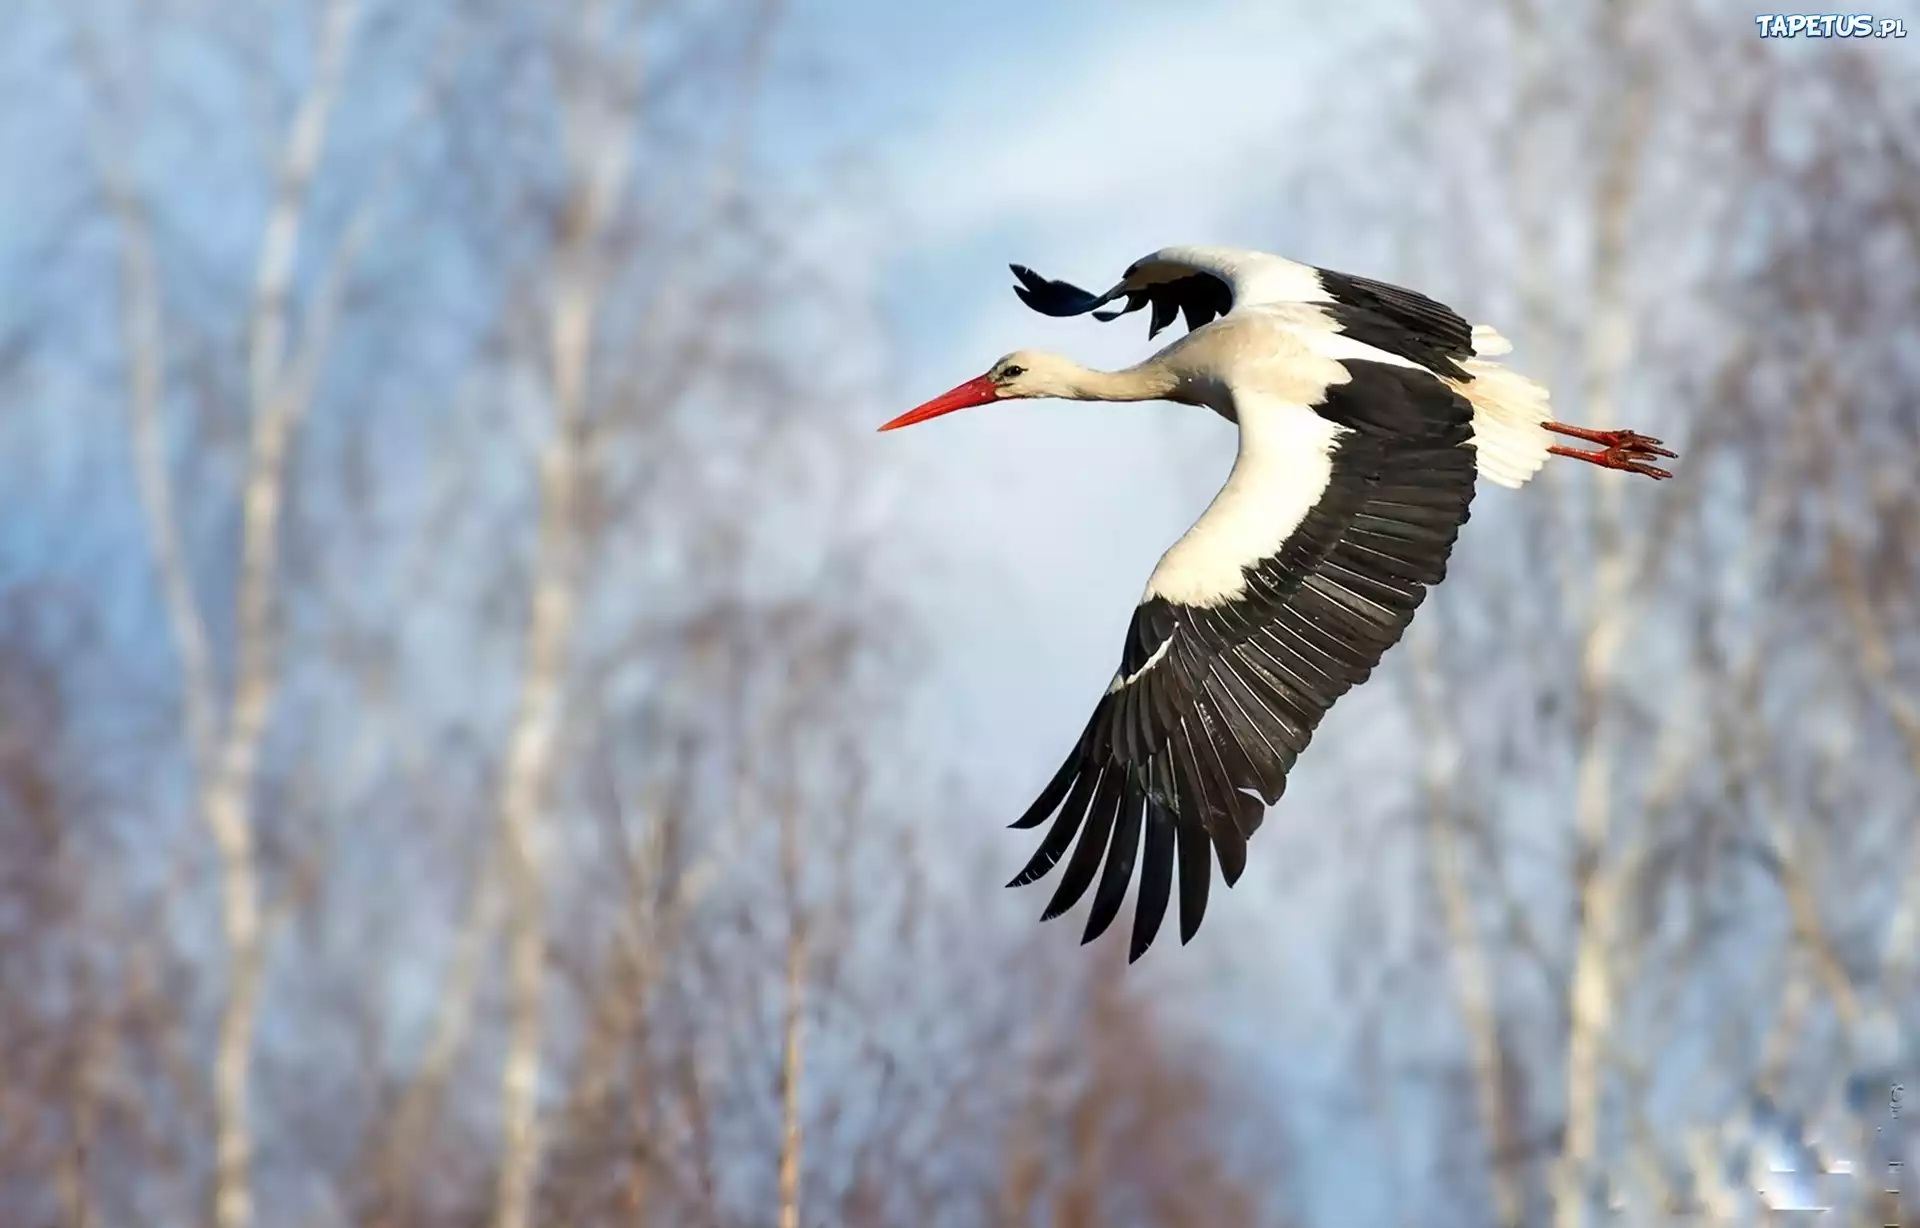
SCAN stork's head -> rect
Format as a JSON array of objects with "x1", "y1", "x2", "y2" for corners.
[{"x1": 878, "y1": 350, "x2": 1081, "y2": 431}]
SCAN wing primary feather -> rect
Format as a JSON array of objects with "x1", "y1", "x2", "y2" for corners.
[
  {"x1": 1130, "y1": 795, "x2": 1177, "y2": 961},
  {"x1": 1009, "y1": 264, "x2": 1115, "y2": 317},
  {"x1": 1041, "y1": 767, "x2": 1124, "y2": 921},
  {"x1": 1007, "y1": 767, "x2": 1100, "y2": 887},
  {"x1": 1148, "y1": 294, "x2": 1178, "y2": 339},
  {"x1": 1182, "y1": 709, "x2": 1246, "y2": 848},
  {"x1": 1175, "y1": 805, "x2": 1211, "y2": 945},
  {"x1": 1093, "y1": 291, "x2": 1146, "y2": 322},
  {"x1": 1122, "y1": 684, "x2": 1154, "y2": 762},
  {"x1": 1169, "y1": 723, "x2": 1222, "y2": 843},
  {"x1": 1082, "y1": 783, "x2": 1144, "y2": 944},
  {"x1": 1010, "y1": 747, "x2": 1082, "y2": 829}
]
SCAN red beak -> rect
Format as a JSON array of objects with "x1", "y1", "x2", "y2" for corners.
[{"x1": 877, "y1": 373, "x2": 1002, "y2": 432}]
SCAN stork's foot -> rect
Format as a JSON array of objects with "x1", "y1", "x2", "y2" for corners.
[{"x1": 1545, "y1": 423, "x2": 1676, "y2": 481}]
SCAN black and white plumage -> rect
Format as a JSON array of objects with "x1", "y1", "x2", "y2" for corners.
[{"x1": 880, "y1": 245, "x2": 1675, "y2": 961}]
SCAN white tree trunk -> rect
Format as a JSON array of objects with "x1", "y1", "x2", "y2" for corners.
[
  {"x1": 209, "y1": 9, "x2": 364, "y2": 1228},
  {"x1": 96, "y1": 5, "x2": 362, "y2": 1226},
  {"x1": 1550, "y1": 7, "x2": 1654, "y2": 1223},
  {"x1": 490, "y1": 9, "x2": 638, "y2": 1225},
  {"x1": 777, "y1": 782, "x2": 806, "y2": 1228},
  {"x1": 1410, "y1": 631, "x2": 1523, "y2": 1228}
]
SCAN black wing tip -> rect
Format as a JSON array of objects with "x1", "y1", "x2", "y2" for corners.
[
  {"x1": 1078, "y1": 792, "x2": 1143, "y2": 944},
  {"x1": 1039, "y1": 776, "x2": 1119, "y2": 921},
  {"x1": 1008, "y1": 264, "x2": 1109, "y2": 317},
  {"x1": 1126, "y1": 904, "x2": 1164, "y2": 962},
  {"x1": 1008, "y1": 807, "x2": 1076, "y2": 887}
]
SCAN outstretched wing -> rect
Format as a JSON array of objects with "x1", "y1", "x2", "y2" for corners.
[
  {"x1": 1011, "y1": 245, "x2": 1487, "y2": 378},
  {"x1": 1010, "y1": 362, "x2": 1478, "y2": 961}
]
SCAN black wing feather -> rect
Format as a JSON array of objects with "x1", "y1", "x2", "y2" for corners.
[
  {"x1": 1083, "y1": 790, "x2": 1143, "y2": 944},
  {"x1": 1175, "y1": 814, "x2": 1211, "y2": 945},
  {"x1": 1009, "y1": 260, "x2": 1232, "y2": 341},
  {"x1": 1013, "y1": 251, "x2": 1474, "y2": 366},
  {"x1": 1007, "y1": 765, "x2": 1101, "y2": 887},
  {"x1": 1315, "y1": 268, "x2": 1476, "y2": 360},
  {"x1": 1042, "y1": 767, "x2": 1123, "y2": 920},
  {"x1": 1011, "y1": 256, "x2": 1483, "y2": 384},
  {"x1": 1130, "y1": 802, "x2": 1177, "y2": 960},
  {"x1": 1009, "y1": 264, "x2": 1114, "y2": 317},
  {"x1": 1007, "y1": 362, "x2": 1477, "y2": 959},
  {"x1": 1148, "y1": 294, "x2": 1179, "y2": 340}
]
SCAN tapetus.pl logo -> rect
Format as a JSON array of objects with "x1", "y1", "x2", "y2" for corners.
[{"x1": 1754, "y1": 13, "x2": 1908, "y2": 37}]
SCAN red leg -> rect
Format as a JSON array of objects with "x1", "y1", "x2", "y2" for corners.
[{"x1": 1544, "y1": 422, "x2": 1677, "y2": 481}]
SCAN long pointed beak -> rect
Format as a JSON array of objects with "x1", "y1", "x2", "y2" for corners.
[{"x1": 877, "y1": 374, "x2": 1002, "y2": 432}]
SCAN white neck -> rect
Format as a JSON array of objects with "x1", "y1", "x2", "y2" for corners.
[{"x1": 1061, "y1": 358, "x2": 1182, "y2": 403}]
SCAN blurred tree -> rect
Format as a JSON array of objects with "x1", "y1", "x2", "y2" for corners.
[
  {"x1": 1322, "y1": 4, "x2": 1920, "y2": 1224},
  {"x1": 0, "y1": 3, "x2": 1301, "y2": 1227}
]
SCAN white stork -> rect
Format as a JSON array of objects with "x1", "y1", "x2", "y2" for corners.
[{"x1": 880, "y1": 246, "x2": 1675, "y2": 961}]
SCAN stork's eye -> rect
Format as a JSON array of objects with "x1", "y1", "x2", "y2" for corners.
[{"x1": 1000, "y1": 365, "x2": 1025, "y2": 379}]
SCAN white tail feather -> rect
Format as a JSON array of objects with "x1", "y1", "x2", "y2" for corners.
[
  {"x1": 1448, "y1": 354, "x2": 1552, "y2": 490},
  {"x1": 1470, "y1": 325, "x2": 1513, "y2": 357}
]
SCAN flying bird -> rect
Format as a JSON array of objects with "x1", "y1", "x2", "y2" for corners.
[{"x1": 879, "y1": 246, "x2": 1674, "y2": 962}]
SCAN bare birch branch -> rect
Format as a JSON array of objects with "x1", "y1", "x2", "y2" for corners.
[
  {"x1": 93, "y1": 158, "x2": 220, "y2": 782},
  {"x1": 491, "y1": 7, "x2": 640, "y2": 1226},
  {"x1": 1409, "y1": 627, "x2": 1524, "y2": 1228},
  {"x1": 367, "y1": 855, "x2": 503, "y2": 1223},
  {"x1": 1550, "y1": 7, "x2": 1657, "y2": 1223},
  {"x1": 776, "y1": 828, "x2": 806, "y2": 1228},
  {"x1": 82, "y1": 5, "x2": 364, "y2": 1227},
  {"x1": 205, "y1": 6, "x2": 364, "y2": 1227}
]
